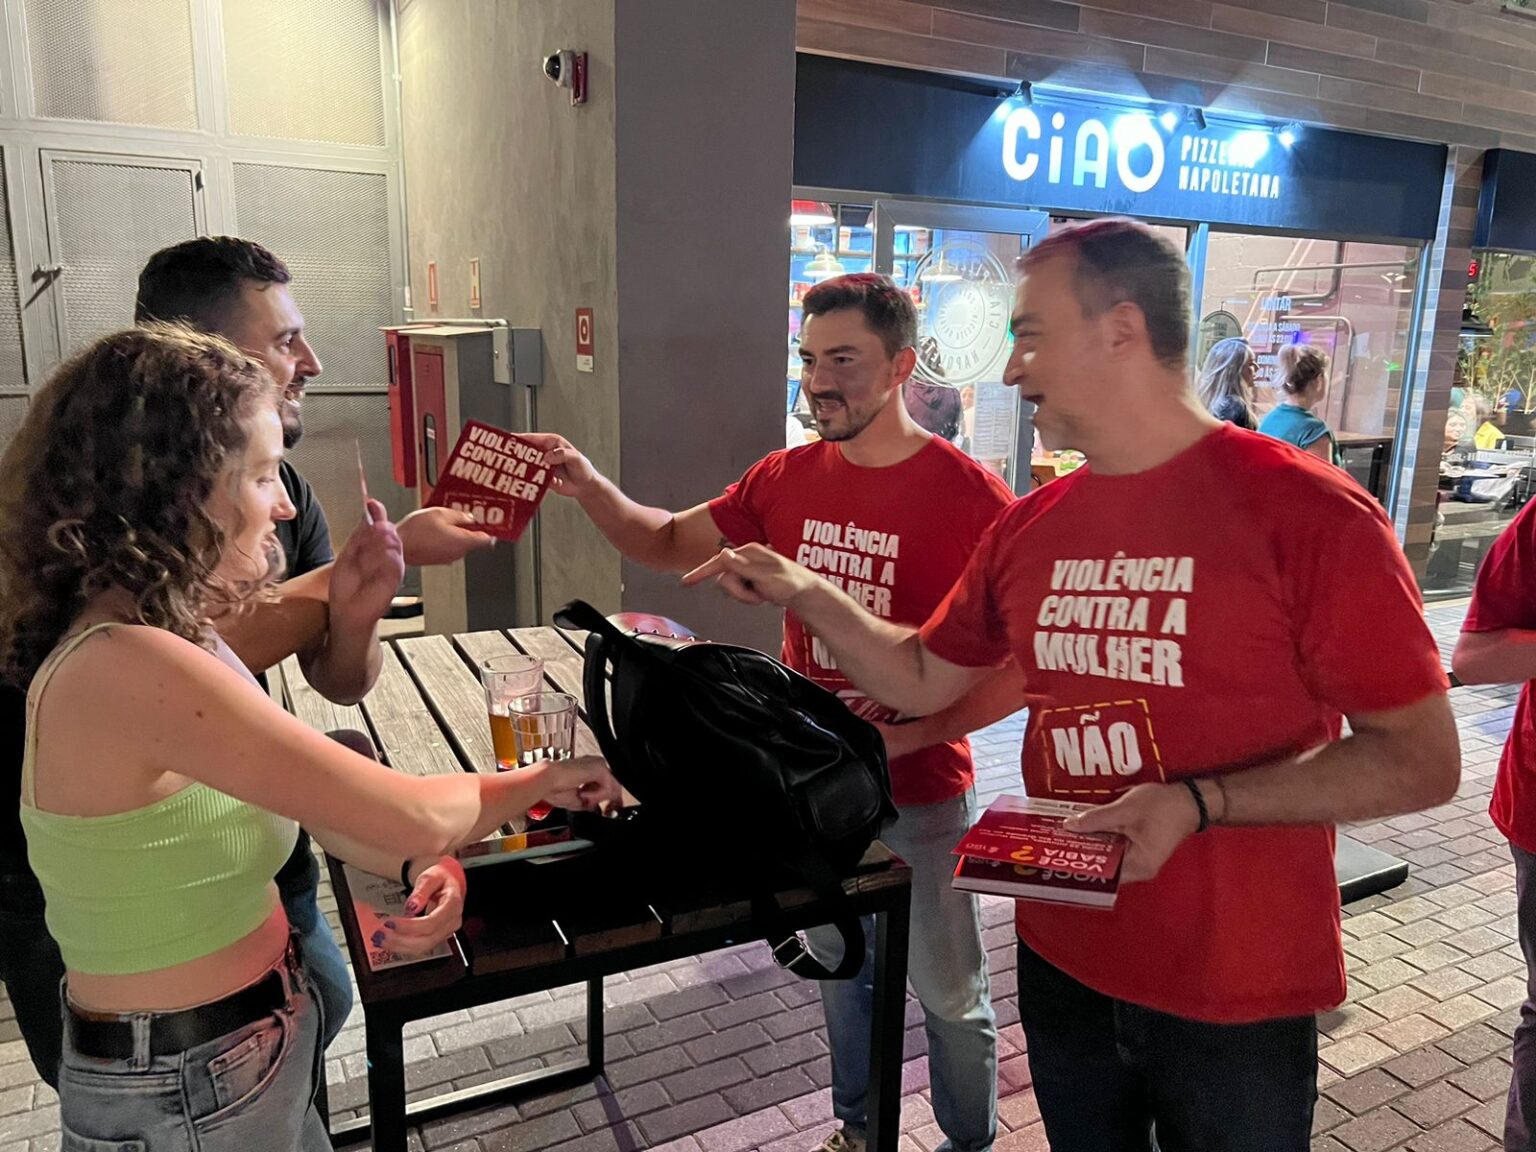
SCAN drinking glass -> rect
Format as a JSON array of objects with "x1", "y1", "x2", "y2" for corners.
[
  {"x1": 480, "y1": 654, "x2": 545, "y2": 772},
  {"x1": 507, "y1": 691, "x2": 579, "y2": 821}
]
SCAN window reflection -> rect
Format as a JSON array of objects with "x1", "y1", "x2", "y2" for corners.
[
  {"x1": 1427, "y1": 252, "x2": 1536, "y2": 598},
  {"x1": 1199, "y1": 233, "x2": 1419, "y2": 503}
]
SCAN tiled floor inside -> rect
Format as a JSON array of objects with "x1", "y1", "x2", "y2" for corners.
[{"x1": 0, "y1": 598, "x2": 1526, "y2": 1152}]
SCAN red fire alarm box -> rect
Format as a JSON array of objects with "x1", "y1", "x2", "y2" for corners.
[
  {"x1": 382, "y1": 326, "x2": 418, "y2": 488},
  {"x1": 392, "y1": 324, "x2": 543, "y2": 634},
  {"x1": 413, "y1": 343, "x2": 447, "y2": 504}
]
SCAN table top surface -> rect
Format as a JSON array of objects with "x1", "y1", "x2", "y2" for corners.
[{"x1": 277, "y1": 626, "x2": 910, "y2": 1004}]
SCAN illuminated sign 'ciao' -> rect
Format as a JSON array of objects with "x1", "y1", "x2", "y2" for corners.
[
  {"x1": 794, "y1": 55, "x2": 1446, "y2": 238},
  {"x1": 1000, "y1": 107, "x2": 1283, "y2": 202}
]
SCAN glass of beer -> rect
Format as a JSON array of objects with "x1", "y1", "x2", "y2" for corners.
[
  {"x1": 507, "y1": 692, "x2": 579, "y2": 821},
  {"x1": 480, "y1": 654, "x2": 545, "y2": 772}
]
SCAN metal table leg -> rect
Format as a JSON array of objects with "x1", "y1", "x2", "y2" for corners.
[
  {"x1": 365, "y1": 1012, "x2": 409, "y2": 1152},
  {"x1": 587, "y1": 977, "x2": 605, "y2": 1072},
  {"x1": 865, "y1": 892, "x2": 912, "y2": 1152}
]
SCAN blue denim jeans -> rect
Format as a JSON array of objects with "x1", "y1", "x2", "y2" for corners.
[
  {"x1": 1506, "y1": 842, "x2": 1536, "y2": 1151},
  {"x1": 58, "y1": 950, "x2": 331, "y2": 1151},
  {"x1": 807, "y1": 789, "x2": 998, "y2": 1152},
  {"x1": 276, "y1": 846, "x2": 353, "y2": 1050},
  {"x1": 1016, "y1": 937, "x2": 1317, "y2": 1151}
]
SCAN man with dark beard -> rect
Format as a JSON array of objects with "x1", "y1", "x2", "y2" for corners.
[{"x1": 524, "y1": 273, "x2": 1022, "y2": 1152}]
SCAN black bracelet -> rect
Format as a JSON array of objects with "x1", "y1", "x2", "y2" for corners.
[
  {"x1": 399, "y1": 859, "x2": 414, "y2": 893},
  {"x1": 1183, "y1": 778, "x2": 1210, "y2": 833}
]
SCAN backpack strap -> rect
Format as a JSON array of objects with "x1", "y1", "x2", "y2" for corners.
[
  {"x1": 753, "y1": 839, "x2": 872, "y2": 982},
  {"x1": 553, "y1": 599, "x2": 634, "y2": 647}
]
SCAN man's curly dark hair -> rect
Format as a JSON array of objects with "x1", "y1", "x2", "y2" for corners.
[{"x1": 0, "y1": 324, "x2": 283, "y2": 685}]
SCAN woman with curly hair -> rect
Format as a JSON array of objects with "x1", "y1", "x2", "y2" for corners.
[{"x1": 0, "y1": 325, "x2": 617, "y2": 1150}]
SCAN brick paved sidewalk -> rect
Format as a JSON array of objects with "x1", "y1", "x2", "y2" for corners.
[{"x1": 0, "y1": 599, "x2": 1525, "y2": 1152}]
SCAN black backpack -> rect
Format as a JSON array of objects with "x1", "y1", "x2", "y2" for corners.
[{"x1": 553, "y1": 600, "x2": 898, "y2": 980}]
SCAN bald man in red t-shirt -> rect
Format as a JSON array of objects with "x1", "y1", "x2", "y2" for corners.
[{"x1": 688, "y1": 221, "x2": 1458, "y2": 1152}]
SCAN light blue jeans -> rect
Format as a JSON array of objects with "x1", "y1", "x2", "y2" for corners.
[
  {"x1": 807, "y1": 789, "x2": 998, "y2": 1152},
  {"x1": 57, "y1": 950, "x2": 331, "y2": 1151}
]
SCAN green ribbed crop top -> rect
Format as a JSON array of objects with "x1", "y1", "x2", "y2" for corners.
[{"x1": 19, "y1": 623, "x2": 298, "y2": 975}]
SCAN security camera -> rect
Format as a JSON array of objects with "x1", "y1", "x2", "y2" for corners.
[{"x1": 543, "y1": 50, "x2": 575, "y2": 88}]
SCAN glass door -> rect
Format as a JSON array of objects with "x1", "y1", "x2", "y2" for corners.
[
  {"x1": 1197, "y1": 232, "x2": 1422, "y2": 509},
  {"x1": 872, "y1": 200, "x2": 1049, "y2": 493}
]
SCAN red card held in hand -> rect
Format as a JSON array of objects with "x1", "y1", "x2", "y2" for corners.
[{"x1": 424, "y1": 420, "x2": 553, "y2": 542}]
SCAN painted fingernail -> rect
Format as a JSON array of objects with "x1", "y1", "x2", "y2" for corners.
[
  {"x1": 403, "y1": 900, "x2": 421, "y2": 916},
  {"x1": 371, "y1": 931, "x2": 386, "y2": 947},
  {"x1": 384, "y1": 920, "x2": 397, "y2": 930}
]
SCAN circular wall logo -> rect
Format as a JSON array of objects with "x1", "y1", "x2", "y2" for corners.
[{"x1": 910, "y1": 239, "x2": 1014, "y2": 388}]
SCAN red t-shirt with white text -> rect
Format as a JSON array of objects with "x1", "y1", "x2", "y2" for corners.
[
  {"x1": 1463, "y1": 498, "x2": 1536, "y2": 853},
  {"x1": 920, "y1": 425, "x2": 1447, "y2": 1023},
  {"x1": 709, "y1": 437, "x2": 1014, "y2": 807}
]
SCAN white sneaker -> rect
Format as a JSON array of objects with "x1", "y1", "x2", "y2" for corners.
[{"x1": 815, "y1": 1129, "x2": 867, "y2": 1152}]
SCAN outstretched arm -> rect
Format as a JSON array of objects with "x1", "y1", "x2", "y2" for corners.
[
  {"x1": 48, "y1": 627, "x2": 622, "y2": 861},
  {"x1": 682, "y1": 544, "x2": 991, "y2": 717},
  {"x1": 877, "y1": 662, "x2": 1027, "y2": 760},
  {"x1": 520, "y1": 433, "x2": 725, "y2": 573}
]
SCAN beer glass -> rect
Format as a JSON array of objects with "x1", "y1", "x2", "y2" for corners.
[
  {"x1": 507, "y1": 692, "x2": 579, "y2": 821},
  {"x1": 480, "y1": 655, "x2": 545, "y2": 772}
]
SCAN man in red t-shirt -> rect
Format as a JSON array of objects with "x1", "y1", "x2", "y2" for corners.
[
  {"x1": 1454, "y1": 504, "x2": 1536, "y2": 1150},
  {"x1": 686, "y1": 220, "x2": 1459, "y2": 1150},
  {"x1": 524, "y1": 275, "x2": 1019, "y2": 1152}
]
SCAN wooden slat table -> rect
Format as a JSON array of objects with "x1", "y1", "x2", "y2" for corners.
[{"x1": 278, "y1": 627, "x2": 911, "y2": 1152}]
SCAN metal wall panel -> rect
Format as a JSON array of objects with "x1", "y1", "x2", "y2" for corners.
[
  {"x1": 223, "y1": 0, "x2": 385, "y2": 146},
  {"x1": 0, "y1": 155, "x2": 24, "y2": 392},
  {"x1": 44, "y1": 155, "x2": 200, "y2": 355},
  {"x1": 25, "y1": 0, "x2": 197, "y2": 128},
  {"x1": 0, "y1": 395, "x2": 26, "y2": 456},
  {"x1": 231, "y1": 163, "x2": 391, "y2": 390}
]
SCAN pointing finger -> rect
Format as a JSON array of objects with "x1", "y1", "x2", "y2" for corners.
[{"x1": 681, "y1": 550, "x2": 736, "y2": 587}]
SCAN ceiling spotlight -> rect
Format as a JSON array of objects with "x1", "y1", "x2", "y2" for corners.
[
  {"x1": 1278, "y1": 122, "x2": 1300, "y2": 148},
  {"x1": 1012, "y1": 80, "x2": 1033, "y2": 105},
  {"x1": 790, "y1": 199, "x2": 836, "y2": 227},
  {"x1": 1159, "y1": 109, "x2": 1179, "y2": 132},
  {"x1": 1185, "y1": 106, "x2": 1207, "y2": 131}
]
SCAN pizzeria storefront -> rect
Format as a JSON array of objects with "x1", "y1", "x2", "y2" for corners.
[{"x1": 784, "y1": 55, "x2": 1449, "y2": 527}]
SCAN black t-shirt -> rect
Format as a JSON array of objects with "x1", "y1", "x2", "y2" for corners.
[
  {"x1": 0, "y1": 685, "x2": 26, "y2": 872},
  {"x1": 264, "y1": 462, "x2": 334, "y2": 900},
  {"x1": 1, "y1": 463, "x2": 334, "y2": 889},
  {"x1": 274, "y1": 460, "x2": 335, "y2": 581},
  {"x1": 256, "y1": 462, "x2": 333, "y2": 694},
  {"x1": 1209, "y1": 394, "x2": 1257, "y2": 431}
]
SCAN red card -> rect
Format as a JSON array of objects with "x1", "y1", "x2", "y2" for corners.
[{"x1": 423, "y1": 420, "x2": 552, "y2": 542}]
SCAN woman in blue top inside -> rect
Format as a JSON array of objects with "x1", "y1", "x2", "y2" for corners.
[{"x1": 1258, "y1": 343, "x2": 1338, "y2": 465}]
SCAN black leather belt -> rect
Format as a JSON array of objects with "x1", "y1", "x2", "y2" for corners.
[{"x1": 68, "y1": 965, "x2": 290, "y2": 1060}]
